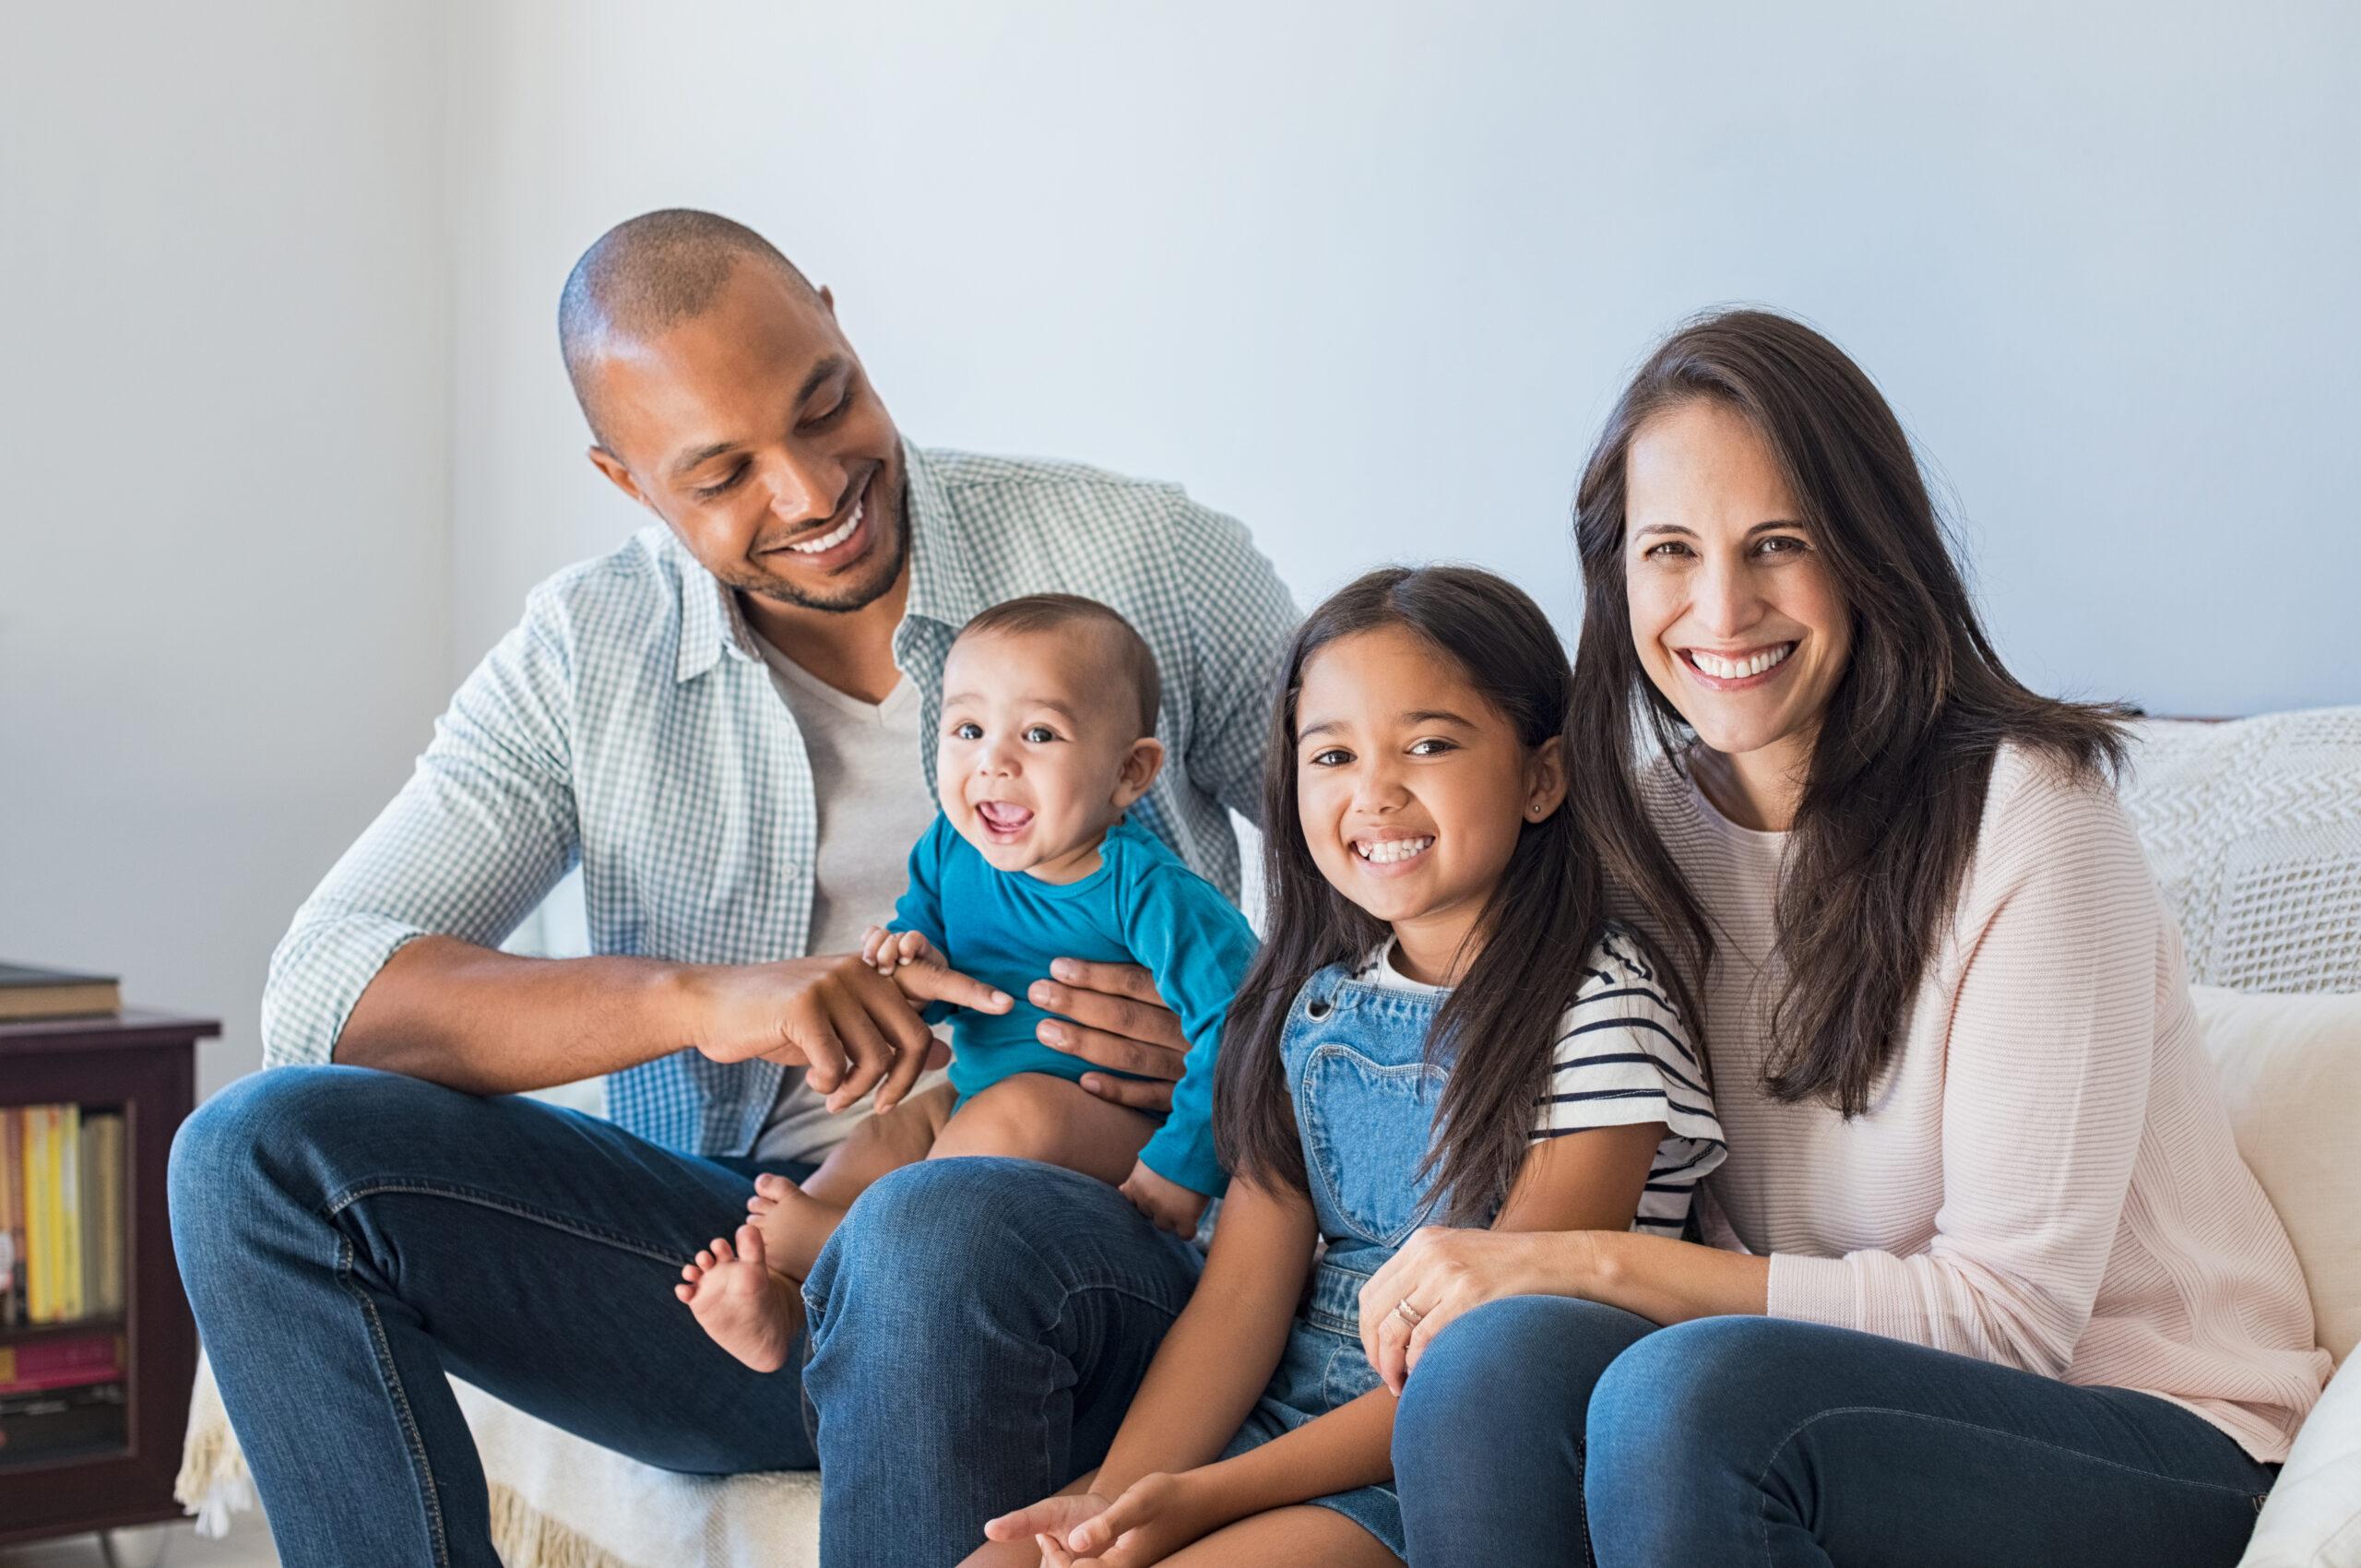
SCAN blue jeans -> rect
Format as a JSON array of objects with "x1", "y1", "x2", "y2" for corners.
[
  {"x1": 1392, "y1": 1298, "x2": 2279, "y2": 1567},
  {"x1": 169, "y1": 1066, "x2": 1200, "y2": 1568}
]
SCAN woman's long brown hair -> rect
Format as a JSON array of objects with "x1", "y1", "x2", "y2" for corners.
[
  {"x1": 1571, "y1": 310, "x2": 2131, "y2": 1115},
  {"x1": 1212, "y1": 566, "x2": 1703, "y2": 1220}
]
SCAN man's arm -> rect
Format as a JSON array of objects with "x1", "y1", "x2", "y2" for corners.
[
  {"x1": 268, "y1": 589, "x2": 994, "y2": 1099},
  {"x1": 1173, "y1": 498, "x2": 1298, "y2": 831}
]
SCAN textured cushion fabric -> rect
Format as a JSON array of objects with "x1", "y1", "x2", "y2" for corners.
[
  {"x1": 2241, "y1": 1351, "x2": 2361, "y2": 1568},
  {"x1": 2123, "y1": 709, "x2": 2361, "y2": 994},
  {"x1": 2189, "y1": 986, "x2": 2361, "y2": 1363}
]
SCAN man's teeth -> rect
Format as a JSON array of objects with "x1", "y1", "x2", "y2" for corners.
[
  {"x1": 1354, "y1": 837, "x2": 1434, "y2": 864},
  {"x1": 1691, "y1": 643, "x2": 1795, "y2": 680},
  {"x1": 787, "y1": 502, "x2": 861, "y2": 554}
]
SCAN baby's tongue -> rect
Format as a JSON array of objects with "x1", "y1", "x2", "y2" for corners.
[{"x1": 979, "y1": 802, "x2": 1033, "y2": 829}]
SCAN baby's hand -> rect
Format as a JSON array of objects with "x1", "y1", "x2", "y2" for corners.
[
  {"x1": 1120, "y1": 1161, "x2": 1207, "y2": 1238},
  {"x1": 860, "y1": 925, "x2": 935, "y2": 977}
]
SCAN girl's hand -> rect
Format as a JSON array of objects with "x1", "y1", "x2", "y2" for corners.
[
  {"x1": 1358, "y1": 1227, "x2": 1591, "y2": 1394},
  {"x1": 1007, "y1": 1472, "x2": 1227, "y2": 1567},
  {"x1": 984, "y1": 1492, "x2": 1110, "y2": 1562}
]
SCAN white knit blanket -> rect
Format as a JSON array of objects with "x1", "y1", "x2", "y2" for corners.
[{"x1": 174, "y1": 707, "x2": 2361, "y2": 1565}]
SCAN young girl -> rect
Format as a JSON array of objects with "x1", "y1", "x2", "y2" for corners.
[{"x1": 974, "y1": 566, "x2": 1725, "y2": 1567}]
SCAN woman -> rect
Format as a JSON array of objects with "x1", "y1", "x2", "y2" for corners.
[{"x1": 1364, "y1": 310, "x2": 2330, "y2": 1566}]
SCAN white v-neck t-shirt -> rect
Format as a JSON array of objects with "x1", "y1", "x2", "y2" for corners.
[{"x1": 750, "y1": 636, "x2": 948, "y2": 1165}]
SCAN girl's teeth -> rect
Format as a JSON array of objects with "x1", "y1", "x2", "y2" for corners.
[
  {"x1": 1694, "y1": 643, "x2": 1793, "y2": 679},
  {"x1": 1354, "y1": 837, "x2": 1434, "y2": 864},
  {"x1": 789, "y1": 502, "x2": 861, "y2": 553}
]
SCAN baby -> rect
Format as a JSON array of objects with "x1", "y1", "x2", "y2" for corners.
[{"x1": 679, "y1": 594, "x2": 1259, "y2": 1372}]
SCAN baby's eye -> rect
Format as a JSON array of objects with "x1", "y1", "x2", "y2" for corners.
[
  {"x1": 950, "y1": 721, "x2": 983, "y2": 741},
  {"x1": 1023, "y1": 724, "x2": 1059, "y2": 744}
]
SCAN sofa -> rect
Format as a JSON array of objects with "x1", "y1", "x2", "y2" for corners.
[{"x1": 175, "y1": 707, "x2": 2361, "y2": 1567}]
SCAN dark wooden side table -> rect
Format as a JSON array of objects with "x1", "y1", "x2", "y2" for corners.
[{"x1": 0, "y1": 1009, "x2": 217, "y2": 1551}]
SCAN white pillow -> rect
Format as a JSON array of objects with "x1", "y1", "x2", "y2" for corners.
[
  {"x1": 2242, "y1": 1350, "x2": 2361, "y2": 1567},
  {"x1": 2190, "y1": 986, "x2": 2361, "y2": 1361}
]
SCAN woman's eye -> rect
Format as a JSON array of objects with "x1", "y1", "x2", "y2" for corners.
[
  {"x1": 694, "y1": 465, "x2": 747, "y2": 501},
  {"x1": 1756, "y1": 534, "x2": 1808, "y2": 557},
  {"x1": 1643, "y1": 540, "x2": 1692, "y2": 560},
  {"x1": 1023, "y1": 725, "x2": 1058, "y2": 743},
  {"x1": 951, "y1": 721, "x2": 982, "y2": 741}
]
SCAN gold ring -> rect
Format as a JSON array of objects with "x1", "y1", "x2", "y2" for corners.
[{"x1": 1392, "y1": 1300, "x2": 1424, "y2": 1327}]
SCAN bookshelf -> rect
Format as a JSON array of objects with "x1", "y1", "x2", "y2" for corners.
[{"x1": 0, "y1": 1009, "x2": 216, "y2": 1550}]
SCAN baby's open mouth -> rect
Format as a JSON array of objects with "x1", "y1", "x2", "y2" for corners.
[{"x1": 977, "y1": 802, "x2": 1034, "y2": 834}]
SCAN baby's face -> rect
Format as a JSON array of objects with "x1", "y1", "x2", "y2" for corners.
[{"x1": 935, "y1": 628, "x2": 1158, "y2": 881}]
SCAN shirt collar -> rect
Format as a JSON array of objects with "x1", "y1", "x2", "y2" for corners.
[{"x1": 672, "y1": 438, "x2": 982, "y2": 684}]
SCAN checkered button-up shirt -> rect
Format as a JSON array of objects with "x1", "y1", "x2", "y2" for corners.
[{"x1": 261, "y1": 443, "x2": 1299, "y2": 1157}]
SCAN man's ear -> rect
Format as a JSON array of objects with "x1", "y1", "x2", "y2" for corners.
[
  {"x1": 1113, "y1": 737, "x2": 1168, "y2": 809},
  {"x1": 1525, "y1": 736, "x2": 1569, "y2": 823},
  {"x1": 586, "y1": 445, "x2": 653, "y2": 510},
  {"x1": 818, "y1": 284, "x2": 836, "y2": 317}
]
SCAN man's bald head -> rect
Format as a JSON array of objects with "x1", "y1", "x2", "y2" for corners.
[{"x1": 558, "y1": 208, "x2": 820, "y2": 449}]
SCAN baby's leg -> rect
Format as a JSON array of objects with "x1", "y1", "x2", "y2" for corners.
[
  {"x1": 926, "y1": 1072, "x2": 1156, "y2": 1186},
  {"x1": 747, "y1": 1083, "x2": 956, "y2": 1279},
  {"x1": 676, "y1": 1224, "x2": 801, "y2": 1374}
]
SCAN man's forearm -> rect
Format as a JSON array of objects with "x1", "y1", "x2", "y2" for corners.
[{"x1": 334, "y1": 935, "x2": 697, "y2": 1094}]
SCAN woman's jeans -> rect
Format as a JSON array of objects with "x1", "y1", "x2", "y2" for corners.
[
  {"x1": 1392, "y1": 1296, "x2": 2279, "y2": 1567},
  {"x1": 169, "y1": 1065, "x2": 1201, "y2": 1568}
]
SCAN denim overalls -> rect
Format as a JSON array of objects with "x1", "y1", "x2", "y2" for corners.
[{"x1": 1217, "y1": 959, "x2": 1463, "y2": 1558}]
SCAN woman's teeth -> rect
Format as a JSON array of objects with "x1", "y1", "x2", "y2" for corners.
[
  {"x1": 1689, "y1": 642, "x2": 1795, "y2": 680},
  {"x1": 787, "y1": 501, "x2": 862, "y2": 554},
  {"x1": 1354, "y1": 837, "x2": 1433, "y2": 864}
]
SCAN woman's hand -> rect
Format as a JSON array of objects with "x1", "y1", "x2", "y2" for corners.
[
  {"x1": 1030, "y1": 958, "x2": 1190, "y2": 1114},
  {"x1": 991, "y1": 1472, "x2": 1228, "y2": 1567},
  {"x1": 1358, "y1": 1227, "x2": 1595, "y2": 1394}
]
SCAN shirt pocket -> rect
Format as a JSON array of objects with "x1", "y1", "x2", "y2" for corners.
[{"x1": 1299, "y1": 1042, "x2": 1446, "y2": 1247}]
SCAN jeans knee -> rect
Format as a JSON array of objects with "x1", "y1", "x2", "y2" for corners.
[
  {"x1": 1396, "y1": 1297, "x2": 1646, "y2": 1481},
  {"x1": 1589, "y1": 1315, "x2": 1785, "y2": 1487}
]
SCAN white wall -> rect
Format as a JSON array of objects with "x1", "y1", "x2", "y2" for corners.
[
  {"x1": 445, "y1": 0, "x2": 2359, "y2": 717},
  {"x1": 0, "y1": 5, "x2": 453, "y2": 1098}
]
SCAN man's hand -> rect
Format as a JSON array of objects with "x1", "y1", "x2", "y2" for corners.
[
  {"x1": 1119, "y1": 1161, "x2": 1208, "y2": 1238},
  {"x1": 1029, "y1": 958, "x2": 1189, "y2": 1115},
  {"x1": 680, "y1": 954, "x2": 1009, "y2": 1115}
]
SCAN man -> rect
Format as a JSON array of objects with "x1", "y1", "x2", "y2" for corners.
[{"x1": 170, "y1": 209, "x2": 1297, "y2": 1568}]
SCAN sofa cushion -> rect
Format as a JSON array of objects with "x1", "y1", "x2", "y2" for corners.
[
  {"x1": 2191, "y1": 985, "x2": 2361, "y2": 1361},
  {"x1": 2240, "y1": 1348, "x2": 2361, "y2": 1567}
]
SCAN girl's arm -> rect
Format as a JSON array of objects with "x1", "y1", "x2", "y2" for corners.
[{"x1": 1045, "y1": 1123, "x2": 1669, "y2": 1563}]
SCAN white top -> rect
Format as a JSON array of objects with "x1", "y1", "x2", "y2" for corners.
[
  {"x1": 750, "y1": 636, "x2": 948, "y2": 1165},
  {"x1": 1357, "y1": 932, "x2": 1726, "y2": 1233},
  {"x1": 1641, "y1": 745, "x2": 2331, "y2": 1462}
]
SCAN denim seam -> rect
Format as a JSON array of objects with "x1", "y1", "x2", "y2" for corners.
[
  {"x1": 1750, "y1": 1403, "x2": 2271, "y2": 1565},
  {"x1": 321, "y1": 1179, "x2": 689, "y2": 1266},
  {"x1": 1041, "y1": 1277, "x2": 1192, "y2": 1498},
  {"x1": 336, "y1": 1232, "x2": 451, "y2": 1568}
]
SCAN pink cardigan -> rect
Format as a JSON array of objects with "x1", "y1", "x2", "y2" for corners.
[{"x1": 1643, "y1": 745, "x2": 2331, "y2": 1462}]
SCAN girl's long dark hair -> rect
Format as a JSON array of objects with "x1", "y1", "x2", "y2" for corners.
[
  {"x1": 1572, "y1": 309, "x2": 2130, "y2": 1115},
  {"x1": 1213, "y1": 567, "x2": 1703, "y2": 1221}
]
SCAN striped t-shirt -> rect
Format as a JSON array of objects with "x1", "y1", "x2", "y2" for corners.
[{"x1": 1355, "y1": 925, "x2": 1726, "y2": 1234}]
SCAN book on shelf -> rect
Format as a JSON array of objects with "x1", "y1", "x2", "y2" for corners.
[
  {"x1": 0, "y1": 1329, "x2": 124, "y2": 1395},
  {"x1": 0, "y1": 963, "x2": 121, "y2": 1024},
  {"x1": 3, "y1": 1106, "x2": 125, "y2": 1329}
]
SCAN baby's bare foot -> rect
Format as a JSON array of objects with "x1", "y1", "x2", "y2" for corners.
[
  {"x1": 746, "y1": 1172, "x2": 846, "y2": 1280},
  {"x1": 675, "y1": 1224, "x2": 801, "y2": 1373}
]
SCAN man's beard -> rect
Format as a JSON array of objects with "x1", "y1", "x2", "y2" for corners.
[{"x1": 731, "y1": 505, "x2": 909, "y2": 616}]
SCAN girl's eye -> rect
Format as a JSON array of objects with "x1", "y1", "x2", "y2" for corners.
[
  {"x1": 1023, "y1": 725, "x2": 1058, "y2": 743},
  {"x1": 1408, "y1": 738, "x2": 1457, "y2": 757},
  {"x1": 694, "y1": 464, "x2": 748, "y2": 501},
  {"x1": 1306, "y1": 747, "x2": 1352, "y2": 767},
  {"x1": 951, "y1": 721, "x2": 982, "y2": 741}
]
